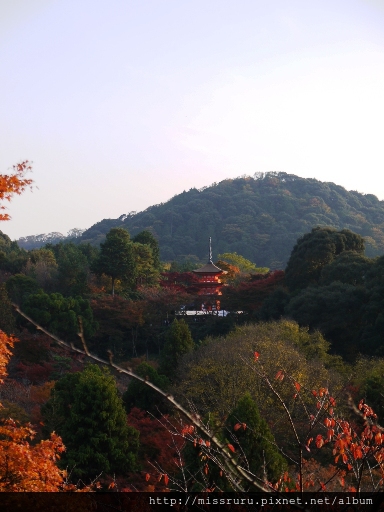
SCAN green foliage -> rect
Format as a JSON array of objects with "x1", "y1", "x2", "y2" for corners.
[
  {"x1": 132, "y1": 231, "x2": 161, "y2": 270},
  {"x1": 256, "y1": 229, "x2": 384, "y2": 359},
  {"x1": 24, "y1": 248, "x2": 58, "y2": 291},
  {"x1": 218, "y1": 252, "x2": 268, "y2": 274},
  {"x1": 285, "y1": 227, "x2": 365, "y2": 292},
  {"x1": 320, "y1": 251, "x2": 374, "y2": 286},
  {"x1": 67, "y1": 173, "x2": 384, "y2": 268},
  {"x1": 50, "y1": 355, "x2": 72, "y2": 381},
  {"x1": 0, "y1": 230, "x2": 28, "y2": 273},
  {"x1": 226, "y1": 393, "x2": 287, "y2": 484},
  {"x1": 123, "y1": 362, "x2": 169, "y2": 416},
  {"x1": 176, "y1": 321, "x2": 339, "y2": 421},
  {"x1": 181, "y1": 412, "x2": 232, "y2": 491},
  {"x1": 0, "y1": 400, "x2": 30, "y2": 424},
  {"x1": 42, "y1": 364, "x2": 139, "y2": 479},
  {"x1": 159, "y1": 319, "x2": 194, "y2": 380},
  {"x1": 47, "y1": 243, "x2": 89, "y2": 296},
  {"x1": 131, "y1": 242, "x2": 160, "y2": 287},
  {"x1": 286, "y1": 283, "x2": 368, "y2": 360},
  {"x1": 23, "y1": 291, "x2": 97, "y2": 341},
  {"x1": 6, "y1": 274, "x2": 39, "y2": 306},
  {"x1": 92, "y1": 228, "x2": 136, "y2": 295},
  {"x1": 0, "y1": 283, "x2": 15, "y2": 334}
]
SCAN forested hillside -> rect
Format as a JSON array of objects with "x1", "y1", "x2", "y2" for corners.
[
  {"x1": 3, "y1": 163, "x2": 384, "y2": 493},
  {"x1": 29, "y1": 172, "x2": 384, "y2": 269}
]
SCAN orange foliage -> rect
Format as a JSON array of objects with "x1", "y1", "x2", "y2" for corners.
[
  {"x1": 0, "y1": 161, "x2": 33, "y2": 221},
  {"x1": 0, "y1": 330, "x2": 66, "y2": 491},
  {"x1": 0, "y1": 420, "x2": 65, "y2": 491},
  {"x1": 0, "y1": 331, "x2": 15, "y2": 382}
]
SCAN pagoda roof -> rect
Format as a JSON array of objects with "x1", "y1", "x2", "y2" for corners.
[{"x1": 193, "y1": 262, "x2": 224, "y2": 274}]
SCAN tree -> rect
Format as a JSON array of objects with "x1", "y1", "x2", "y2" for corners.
[
  {"x1": 226, "y1": 393, "x2": 287, "y2": 485},
  {"x1": 286, "y1": 282, "x2": 368, "y2": 360},
  {"x1": 23, "y1": 291, "x2": 98, "y2": 342},
  {"x1": 0, "y1": 161, "x2": 33, "y2": 221},
  {"x1": 159, "y1": 319, "x2": 194, "y2": 380},
  {"x1": 175, "y1": 321, "x2": 338, "y2": 423},
  {"x1": 0, "y1": 283, "x2": 15, "y2": 334},
  {"x1": 320, "y1": 251, "x2": 374, "y2": 286},
  {"x1": 132, "y1": 242, "x2": 160, "y2": 287},
  {"x1": 221, "y1": 270, "x2": 285, "y2": 314},
  {"x1": 5, "y1": 274, "x2": 39, "y2": 306},
  {"x1": 285, "y1": 227, "x2": 365, "y2": 292},
  {"x1": 0, "y1": 164, "x2": 71, "y2": 492},
  {"x1": 0, "y1": 330, "x2": 67, "y2": 491},
  {"x1": 17, "y1": 301, "x2": 384, "y2": 495},
  {"x1": 132, "y1": 230, "x2": 161, "y2": 270},
  {"x1": 123, "y1": 362, "x2": 169, "y2": 416},
  {"x1": 48, "y1": 243, "x2": 89, "y2": 296},
  {"x1": 92, "y1": 228, "x2": 136, "y2": 295},
  {"x1": 218, "y1": 252, "x2": 268, "y2": 274},
  {"x1": 0, "y1": 231, "x2": 29, "y2": 274},
  {"x1": 42, "y1": 364, "x2": 139, "y2": 480},
  {"x1": 23, "y1": 248, "x2": 58, "y2": 292}
]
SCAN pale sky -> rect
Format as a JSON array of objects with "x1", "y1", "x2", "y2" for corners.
[{"x1": 1, "y1": 0, "x2": 384, "y2": 239}]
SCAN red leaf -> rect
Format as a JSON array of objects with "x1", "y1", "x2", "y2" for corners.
[
  {"x1": 164, "y1": 474, "x2": 169, "y2": 486},
  {"x1": 145, "y1": 473, "x2": 150, "y2": 482},
  {"x1": 254, "y1": 352, "x2": 260, "y2": 361},
  {"x1": 228, "y1": 444, "x2": 236, "y2": 453},
  {"x1": 294, "y1": 382, "x2": 301, "y2": 392},
  {"x1": 233, "y1": 423, "x2": 242, "y2": 431}
]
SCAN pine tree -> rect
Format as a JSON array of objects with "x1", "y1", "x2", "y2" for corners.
[
  {"x1": 42, "y1": 364, "x2": 139, "y2": 480},
  {"x1": 123, "y1": 362, "x2": 169, "y2": 416},
  {"x1": 226, "y1": 393, "x2": 287, "y2": 485},
  {"x1": 159, "y1": 319, "x2": 194, "y2": 380}
]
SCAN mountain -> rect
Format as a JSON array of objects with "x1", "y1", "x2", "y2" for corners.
[
  {"x1": 17, "y1": 172, "x2": 384, "y2": 268},
  {"x1": 17, "y1": 229, "x2": 85, "y2": 250}
]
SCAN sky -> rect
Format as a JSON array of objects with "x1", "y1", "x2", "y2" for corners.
[{"x1": 1, "y1": 0, "x2": 384, "y2": 240}]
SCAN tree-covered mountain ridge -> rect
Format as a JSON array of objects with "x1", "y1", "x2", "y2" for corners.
[{"x1": 19, "y1": 172, "x2": 384, "y2": 268}]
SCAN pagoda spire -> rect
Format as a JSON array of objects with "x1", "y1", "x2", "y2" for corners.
[{"x1": 208, "y1": 237, "x2": 213, "y2": 263}]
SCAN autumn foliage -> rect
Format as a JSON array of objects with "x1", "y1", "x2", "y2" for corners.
[
  {"x1": 0, "y1": 330, "x2": 66, "y2": 491},
  {"x1": 0, "y1": 420, "x2": 65, "y2": 491},
  {"x1": 0, "y1": 161, "x2": 33, "y2": 221}
]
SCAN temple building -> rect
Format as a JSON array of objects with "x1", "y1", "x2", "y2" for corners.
[{"x1": 192, "y1": 238, "x2": 226, "y2": 311}]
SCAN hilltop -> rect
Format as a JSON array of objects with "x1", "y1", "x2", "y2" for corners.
[{"x1": 17, "y1": 172, "x2": 384, "y2": 268}]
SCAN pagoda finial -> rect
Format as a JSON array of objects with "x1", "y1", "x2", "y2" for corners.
[{"x1": 208, "y1": 237, "x2": 213, "y2": 263}]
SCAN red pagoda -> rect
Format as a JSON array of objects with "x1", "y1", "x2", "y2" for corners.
[{"x1": 192, "y1": 238, "x2": 226, "y2": 311}]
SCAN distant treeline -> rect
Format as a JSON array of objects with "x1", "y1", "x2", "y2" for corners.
[{"x1": 17, "y1": 172, "x2": 384, "y2": 268}]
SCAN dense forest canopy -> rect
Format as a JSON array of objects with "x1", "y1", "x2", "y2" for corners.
[
  {"x1": 3, "y1": 164, "x2": 384, "y2": 493},
  {"x1": 17, "y1": 172, "x2": 384, "y2": 268}
]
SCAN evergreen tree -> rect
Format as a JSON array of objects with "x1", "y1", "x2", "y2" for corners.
[
  {"x1": 0, "y1": 283, "x2": 15, "y2": 334},
  {"x1": 159, "y1": 319, "x2": 194, "y2": 380},
  {"x1": 132, "y1": 230, "x2": 161, "y2": 270},
  {"x1": 92, "y1": 228, "x2": 136, "y2": 295},
  {"x1": 226, "y1": 393, "x2": 287, "y2": 485},
  {"x1": 285, "y1": 227, "x2": 365, "y2": 292},
  {"x1": 42, "y1": 364, "x2": 139, "y2": 480},
  {"x1": 123, "y1": 362, "x2": 169, "y2": 416},
  {"x1": 23, "y1": 291, "x2": 98, "y2": 341}
]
